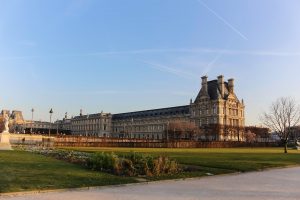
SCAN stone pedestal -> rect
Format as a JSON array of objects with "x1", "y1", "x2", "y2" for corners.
[{"x1": 0, "y1": 131, "x2": 12, "y2": 150}]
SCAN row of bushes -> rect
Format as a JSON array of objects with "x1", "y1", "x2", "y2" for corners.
[
  {"x1": 88, "y1": 152, "x2": 180, "y2": 176},
  {"x1": 36, "y1": 149, "x2": 181, "y2": 177}
]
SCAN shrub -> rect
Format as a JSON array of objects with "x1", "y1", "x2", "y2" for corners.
[
  {"x1": 35, "y1": 149, "x2": 181, "y2": 177},
  {"x1": 87, "y1": 152, "x2": 120, "y2": 173}
]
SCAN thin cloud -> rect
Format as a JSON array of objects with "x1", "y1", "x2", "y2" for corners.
[
  {"x1": 202, "y1": 53, "x2": 223, "y2": 75},
  {"x1": 89, "y1": 48, "x2": 300, "y2": 57},
  {"x1": 1, "y1": 48, "x2": 300, "y2": 61},
  {"x1": 141, "y1": 60, "x2": 198, "y2": 80},
  {"x1": 197, "y1": 0, "x2": 248, "y2": 41}
]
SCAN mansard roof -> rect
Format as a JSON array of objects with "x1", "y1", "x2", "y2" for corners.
[
  {"x1": 194, "y1": 80, "x2": 231, "y2": 102},
  {"x1": 112, "y1": 105, "x2": 190, "y2": 120},
  {"x1": 73, "y1": 112, "x2": 111, "y2": 120}
]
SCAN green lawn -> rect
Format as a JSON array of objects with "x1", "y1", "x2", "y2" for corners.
[
  {"x1": 1, "y1": 148, "x2": 300, "y2": 193},
  {"x1": 0, "y1": 150, "x2": 136, "y2": 193},
  {"x1": 63, "y1": 147, "x2": 300, "y2": 174}
]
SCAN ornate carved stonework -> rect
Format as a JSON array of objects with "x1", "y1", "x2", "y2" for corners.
[{"x1": 0, "y1": 112, "x2": 12, "y2": 150}]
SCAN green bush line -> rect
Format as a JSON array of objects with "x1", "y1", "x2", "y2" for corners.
[{"x1": 37, "y1": 149, "x2": 181, "y2": 177}]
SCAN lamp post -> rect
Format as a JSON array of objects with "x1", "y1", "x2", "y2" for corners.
[
  {"x1": 31, "y1": 108, "x2": 34, "y2": 134},
  {"x1": 56, "y1": 119, "x2": 59, "y2": 135},
  {"x1": 131, "y1": 118, "x2": 133, "y2": 139},
  {"x1": 49, "y1": 108, "x2": 53, "y2": 137},
  {"x1": 166, "y1": 121, "x2": 169, "y2": 142}
]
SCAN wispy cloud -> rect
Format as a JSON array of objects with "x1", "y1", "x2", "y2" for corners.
[
  {"x1": 141, "y1": 60, "x2": 198, "y2": 80},
  {"x1": 197, "y1": 0, "x2": 248, "y2": 41},
  {"x1": 1, "y1": 47, "x2": 300, "y2": 61},
  {"x1": 89, "y1": 48, "x2": 300, "y2": 57},
  {"x1": 201, "y1": 53, "x2": 223, "y2": 75}
]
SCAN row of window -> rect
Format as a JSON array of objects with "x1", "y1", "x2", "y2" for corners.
[
  {"x1": 72, "y1": 124, "x2": 108, "y2": 131},
  {"x1": 114, "y1": 124, "x2": 165, "y2": 133},
  {"x1": 114, "y1": 109, "x2": 188, "y2": 120},
  {"x1": 194, "y1": 107, "x2": 244, "y2": 117},
  {"x1": 199, "y1": 118, "x2": 244, "y2": 126},
  {"x1": 72, "y1": 118, "x2": 109, "y2": 125}
]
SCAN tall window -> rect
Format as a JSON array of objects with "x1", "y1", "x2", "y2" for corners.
[{"x1": 213, "y1": 105, "x2": 217, "y2": 114}]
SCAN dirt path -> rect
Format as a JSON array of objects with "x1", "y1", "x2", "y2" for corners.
[{"x1": 1, "y1": 167, "x2": 300, "y2": 200}]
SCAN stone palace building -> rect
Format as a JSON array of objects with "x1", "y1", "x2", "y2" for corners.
[
  {"x1": 2, "y1": 75, "x2": 246, "y2": 141},
  {"x1": 62, "y1": 75, "x2": 246, "y2": 141}
]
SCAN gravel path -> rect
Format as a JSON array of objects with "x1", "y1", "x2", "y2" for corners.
[{"x1": 1, "y1": 167, "x2": 300, "y2": 200}]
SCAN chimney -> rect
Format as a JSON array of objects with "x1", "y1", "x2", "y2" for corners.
[
  {"x1": 228, "y1": 78, "x2": 234, "y2": 93},
  {"x1": 201, "y1": 76, "x2": 208, "y2": 94},
  {"x1": 80, "y1": 109, "x2": 83, "y2": 116},
  {"x1": 218, "y1": 75, "x2": 225, "y2": 97}
]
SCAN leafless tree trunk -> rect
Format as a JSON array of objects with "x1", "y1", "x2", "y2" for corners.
[{"x1": 262, "y1": 97, "x2": 300, "y2": 153}]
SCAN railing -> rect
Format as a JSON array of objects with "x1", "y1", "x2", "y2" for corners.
[{"x1": 54, "y1": 135, "x2": 280, "y2": 148}]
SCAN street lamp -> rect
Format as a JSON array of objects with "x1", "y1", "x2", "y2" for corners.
[
  {"x1": 56, "y1": 119, "x2": 59, "y2": 135},
  {"x1": 49, "y1": 108, "x2": 53, "y2": 137},
  {"x1": 31, "y1": 108, "x2": 34, "y2": 134},
  {"x1": 166, "y1": 121, "x2": 169, "y2": 142},
  {"x1": 131, "y1": 118, "x2": 133, "y2": 139}
]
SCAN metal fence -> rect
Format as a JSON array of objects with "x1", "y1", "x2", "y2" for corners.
[{"x1": 54, "y1": 135, "x2": 280, "y2": 148}]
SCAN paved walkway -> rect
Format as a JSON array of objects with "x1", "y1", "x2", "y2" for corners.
[{"x1": 1, "y1": 167, "x2": 300, "y2": 200}]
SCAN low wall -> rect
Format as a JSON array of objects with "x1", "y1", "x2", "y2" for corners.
[{"x1": 54, "y1": 136, "x2": 280, "y2": 148}]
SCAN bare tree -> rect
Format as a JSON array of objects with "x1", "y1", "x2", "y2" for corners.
[
  {"x1": 166, "y1": 120, "x2": 201, "y2": 140},
  {"x1": 262, "y1": 97, "x2": 300, "y2": 153}
]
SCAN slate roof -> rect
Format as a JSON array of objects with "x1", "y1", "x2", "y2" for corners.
[
  {"x1": 112, "y1": 105, "x2": 190, "y2": 120},
  {"x1": 194, "y1": 80, "x2": 230, "y2": 102},
  {"x1": 73, "y1": 113, "x2": 111, "y2": 120}
]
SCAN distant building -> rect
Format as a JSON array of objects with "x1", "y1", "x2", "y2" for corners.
[
  {"x1": 287, "y1": 126, "x2": 300, "y2": 142},
  {"x1": 191, "y1": 75, "x2": 245, "y2": 141},
  {"x1": 0, "y1": 110, "x2": 25, "y2": 133},
  {"x1": 68, "y1": 75, "x2": 246, "y2": 141},
  {"x1": 70, "y1": 112, "x2": 112, "y2": 137},
  {"x1": 111, "y1": 106, "x2": 190, "y2": 140},
  {"x1": 1, "y1": 75, "x2": 246, "y2": 141},
  {"x1": 23, "y1": 120, "x2": 53, "y2": 134},
  {"x1": 245, "y1": 126, "x2": 270, "y2": 142}
]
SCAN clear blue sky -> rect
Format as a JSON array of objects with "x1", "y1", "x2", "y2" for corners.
[{"x1": 1, "y1": 0, "x2": 300, "y2": 125}]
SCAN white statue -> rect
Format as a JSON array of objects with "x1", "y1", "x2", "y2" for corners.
[
  {"x1": 0, "y1": 113, "x2": 12, "y2": 150},
  {"x1": 3, "y1": 113, "x2": 9, "y2": 132}
]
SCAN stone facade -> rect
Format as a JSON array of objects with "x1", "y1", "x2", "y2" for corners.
[
  {"x1": 111, "y1": 106, "x2": 191, "y2": 140},
  {"x1": 70, "y1": 112, "x2": 112, "y2": 137},
  {"x1": 190, "y1": 75, "x2": 245, "y2": 141},
  {"x1": 65, "y1": 75, "x2": 245, "y2": 141},
  {"x1": 0, "y1": 110, "x2": 25, "y2": 133},
  {"x1": 1, "y1": 75, "x2": 245, "y2": 141}
]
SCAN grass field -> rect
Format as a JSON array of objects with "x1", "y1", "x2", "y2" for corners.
[
  {"x1": 1, "y1": 148, "x2": 299, "y2": 193},
  {"x1": 63, "y1": 147, "x2": 300, "y2": 174},
  {"x1": 0, "y1": 150, "x2": 136, "y2": 193}
]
